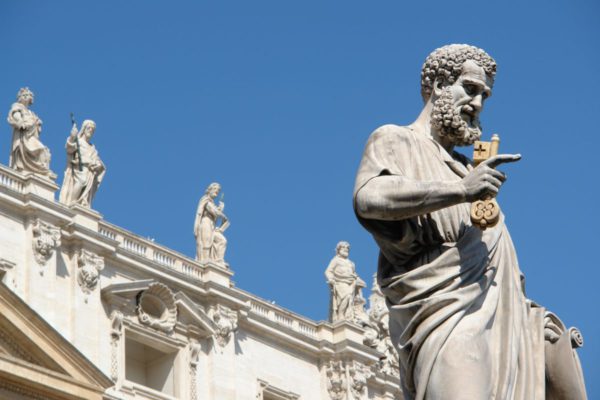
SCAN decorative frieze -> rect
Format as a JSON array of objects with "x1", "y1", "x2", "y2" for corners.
[
  {"x1": 31, "y1": 218, "x2": 60, "y2": 271},
  {"x1": 77, "y1": 249, "x2": 104, "y2": 296}
]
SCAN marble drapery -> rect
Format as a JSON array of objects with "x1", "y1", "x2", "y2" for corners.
[
  {"x1": 7, "y1": 101, "x2": 52, "y2": 176},
  {"x1": 194, "y1": 184, "x2": 229, "y2": 264},
  {"x1": 354, "y1": 125, "x2": 546, "y2": 400},
  {"x1": 59, "y1": 120, "x2": 105, "y2": 207}
]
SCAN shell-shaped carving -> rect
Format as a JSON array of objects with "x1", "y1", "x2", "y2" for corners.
[{"x1": 137, "y1": 282, "x2": 177, "y2": 333}]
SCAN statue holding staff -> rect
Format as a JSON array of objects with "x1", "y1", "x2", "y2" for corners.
[{"x1": 59, "y1": 118, "x2": 106, "y2": 208}]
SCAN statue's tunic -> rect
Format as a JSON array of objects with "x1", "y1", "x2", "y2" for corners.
[
  {"x1": 325, "y1": 256, "x2": 358, "y2": 321},
  {"x1": 59, "y1": 134, "x2": 105, "y2": 207},
  {"x1": 7, "y1": 102, "x2": 51, "y2": 175},
  {"x1": 194, "y1": 196, "x2": 227, "y2": 262},
  {"x1": 353, "y1": 125, "x2": 545, "y2": 400}
]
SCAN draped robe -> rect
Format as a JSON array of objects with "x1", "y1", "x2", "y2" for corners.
[
  {"x1": 59, "y1": 134, "x2": 105, "y2": 207},
  {"x1": 353, "y1": 124, "x2": 545, "y2": 400},
  {"x1": 194, "y1": 196, "x2": 227, "y2": 262},
  {"x1": 7, "y1": 102, "x2": 51, "y2": 176},
  {"x1": 325, "y1": 255, "x2": 359, "y2": 321}
]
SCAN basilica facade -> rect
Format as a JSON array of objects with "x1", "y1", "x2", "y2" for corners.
[{"x1": 0, "y1": 88, "x2": 401, "y2": 400}]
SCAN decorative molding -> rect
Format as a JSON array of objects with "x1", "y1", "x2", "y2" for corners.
[
  {"x1": 31, "y1": 218, "x2": 60, "y2": 270},
  {"x1": 211, "y1": 304, "x2": 238, "y2": 347},
  {"x1": 326, "y1": 360, "x2": 347, "y2": 400},
  {"x1": 0, "y1": 380, "x2": 47, "y2": 400},
  {"x1": 136, "y1": 282, "x2": 177, "y2": 333},
  {"x1": 0, "y1": 258, "x2": 15, "y2": 284},
  {"x1": 77, "y1": 249, "x2": 104, "y2": 296},
  {"x1": 0, "y1": 328, "x2": 38, "y2": 366},
  {"x1": 363, "y1": 274, "x2": 400, "y2": 377},
  {"x1": 257, "y1": 379, "x2": 300, "y2": 400},
  {"x1": 110, "y1": 310, "x2": 123, "y2": 382},
  {"x1": 189, "y1": 341, "x2": 201, "y2": 400},
  {"x1": 348, "y1": 361, "x2": 373, "y2": 399}
]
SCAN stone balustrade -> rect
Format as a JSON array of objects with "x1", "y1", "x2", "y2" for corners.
[
  {"x1": 98, "y1": 221, "x2": 212, "y2": 283},
  {"x1": 249, "y1": 299, "x2": 319, "y2": 339}
]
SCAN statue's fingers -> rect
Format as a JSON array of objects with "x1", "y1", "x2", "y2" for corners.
[
  {"x1": 488, "y1": 169, "x2": 507, "y2": 182},
  {"x1": 484, "y1": 154, "x2": 521, "y2": 169},
  {"x1": 485, "y1": 175, "x2": 503, "y2": 188}
]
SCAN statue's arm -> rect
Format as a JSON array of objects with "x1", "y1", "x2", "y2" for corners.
[
  {"x1": 324, "y1": 259, "x2": 337, "y2": 284},
  {"x1": 65, "y1": 126, "x2": 79, "y2": 154},
  {"x1": 355, "y1": 155, "x2": 519, "y2": 221},
  {"x1": 354, "y1": 175, "x2": 466, "y2": 220},
  {"x1": 7, "y1": 107, "x2": 26, "y2": 129}
]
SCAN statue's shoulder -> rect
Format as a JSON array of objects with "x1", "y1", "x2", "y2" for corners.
[
  {"x1": 9, "y1": 102, "x2": 25, "y2": 113},
  {"x1": 366, "y1": 124, "x2": 416, "y2": 147}
]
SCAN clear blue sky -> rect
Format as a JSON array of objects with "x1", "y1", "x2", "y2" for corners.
[{"x1": 2, "y1": 0, "x2": 598, "y2": 396}]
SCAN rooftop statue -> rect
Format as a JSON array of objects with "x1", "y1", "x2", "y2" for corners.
[
  {"x1": 353, "y1": 44, "x2": 586, "y2": 400},
  {"x1": 6, "y1": 88, "x2": 54, "y2": 178},
  {"x1": 194, "y1": 183, "x2": 229, "y2": 265},
  {"x1": 325, "y1": 241, "x2": 366, "y2": 323},
  {"x1": 59, "y1": 119, "x2": 106, "y2": 207}
]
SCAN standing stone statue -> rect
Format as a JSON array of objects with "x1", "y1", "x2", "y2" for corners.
[
  {"x1": 325, "y1": 241, "x2": 366, "y2": 323},
  {"x1": 59, "y1": 120, "x2": 105, "y2": 207},
  {"x1": 194, "y1": 183, "x2": 229, "y2": 264},
  {"x1": 6, "y1": 88, "x2": 53, "y2": 178},
  {"x1": 353, "y1": 44, "x2": 586, "y2": 399}
]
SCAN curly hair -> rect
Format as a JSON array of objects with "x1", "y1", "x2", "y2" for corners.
[
  {"x1": 420, "y1": 44, "x2": 496, "y2": 102},
  {"x1": 16, "y1": 87, "x2": 34, "y2": 101},
  {"x1": 205, "y1": 182, "x2": 221, "y2": 195},
  {"x1": 336, "y1": 241, "x2": 350, "y2": 253}
]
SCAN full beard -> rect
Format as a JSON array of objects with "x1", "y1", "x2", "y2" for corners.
[{"x1": 431, "y1": 87, "x2": 482, "y2": 147}]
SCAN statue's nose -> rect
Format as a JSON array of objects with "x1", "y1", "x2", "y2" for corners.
[{"x1": 470, "y1": 94, "x2": 483, "y2": 111}]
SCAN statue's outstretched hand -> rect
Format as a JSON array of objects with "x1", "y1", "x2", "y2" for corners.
[{"x1": 461, "y1": 154, "x2": 521, "y2": 201}]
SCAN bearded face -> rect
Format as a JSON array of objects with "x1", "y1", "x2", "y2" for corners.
[{"x1": 431, "y1": 86, "x2": 482, "y2": 147}]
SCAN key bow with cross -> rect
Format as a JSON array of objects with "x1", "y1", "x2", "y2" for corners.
[{"x1": 470, "y1": 134, "x2": 501, "y2": 229}]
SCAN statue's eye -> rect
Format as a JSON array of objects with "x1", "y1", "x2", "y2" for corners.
[{"x1": 464, "y1": 84, "x2": 477, "y2": 96}]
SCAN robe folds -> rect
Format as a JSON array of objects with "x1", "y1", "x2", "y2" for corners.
[
  {"x1": 59, "y1": 135, "x2": 105, "y2": 207},
  {"x1": 7, "y1": 102, "x2": 51, "y2": 175},
  {"x1": 353, "y1": 125, "x2": 545, "y2": 400}
]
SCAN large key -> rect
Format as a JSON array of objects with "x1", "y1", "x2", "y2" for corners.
[{"x1": 470, "y1": 134, "x2": 501, "y2": 229}]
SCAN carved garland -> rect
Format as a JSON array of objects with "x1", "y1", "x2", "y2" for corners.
[
  {"x1": 211, "y1": 304, "x2": 238, "y2": 347},
  {"x1": 348, "y1": 361, "x2": 373, "y2": 400},
  {"x1": 326, "y1": 360, "x2": 347, "y2": 400},
  {"x1": 31, "y1": 218, "x2": 60, "y2": 270},
  {"x1": 189, "y1": 341, "x2": 201, "y2": 400},
  {"x1": 326, "y1": 360, "x2": 374, "y2": 400},
  {"x1": 77, "y1": 249, "x2": 104, "y2": 296},
  {"x1": 110, "y1": 310, "x2": 123, "y2": 382}
]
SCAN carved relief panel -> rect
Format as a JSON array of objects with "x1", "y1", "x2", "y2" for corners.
[{"x1": 31, "y1": 218, "x2": 60, "y2": 271}]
